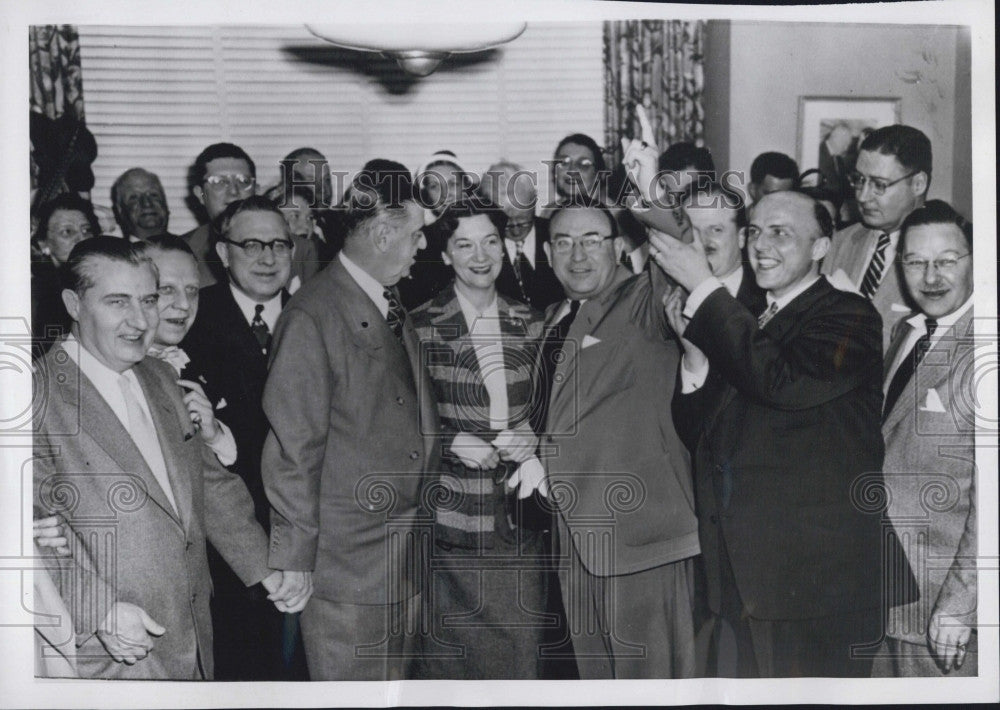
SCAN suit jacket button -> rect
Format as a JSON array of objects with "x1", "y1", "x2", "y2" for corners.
[
  {"x1": 410, "y1": 451, "x2": 420, "y2": 460},
  {"x1": 396, "y1": 396, "x2": 405, "y2": 405},
  {"x1": 185, "y1": 540, "x2": 193, "y2": 550},
  {"x1": 191, "y1": 593, "x2": 197, "y2": 602}
]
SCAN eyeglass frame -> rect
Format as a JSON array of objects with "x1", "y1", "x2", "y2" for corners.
[
  {"x1": 549, "y1": 232, "x2": 615, "y2": 254},
  {"x1": 899, "y1": 252, "x2": 971, "y2": 274},
  {"x1": 504, "y1": 218, "x2": 534, "y2": 238},
  {"x1": 203, "y1": 174, "x2": 256, "y2": 193},
  {"x1": 847, "y1": 169, "x2": 920, "y2": 196},
  {"x1": 220, "y1": 237, "x2": 294, "y2": 258}
]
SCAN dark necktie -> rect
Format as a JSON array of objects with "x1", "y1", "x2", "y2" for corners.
[
  {"x1": 860, "y1": 232, "x2": 892, "y2": 300},
  {"x1": 384, "y1": 287, "x2": 405, "y2": 340},
  {"x1": 250, "y1": 303, "x2": 271, "y2": 354},
  {"x1": 533, "y1": 300, "x2": 581, "y2": 431},
  {"x1": 757, "y1": 301, "x2": 779, "y2": 328},
  {"x1": 620, "y1": 251, "x2": 634, "y2": 273},
  {"x1": 512, "y1": 243, "x2": 531, "y2": 299},
  {"x1": 883, "y1": 318, "x2": 937, "y2": 421}
]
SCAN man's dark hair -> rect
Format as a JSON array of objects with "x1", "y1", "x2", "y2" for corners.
[
  {"x1": 682, "y1": 181, "x2": 748, "y2": 231},
  {"x1": 859, "y1": 125, "x2": 932, "y2": 181},
  {"x1": 813, "y1": 200, "x2": 835, "y2": 240},
  {"x1": 555, "y1": 133, "x2": 607, "y2": 172},
  {"x1": 900, "y1": 199, "x2": 972, "y2": 253},
  {"x1": 144, "y1": 232, "x2": 197, "y2": 258},
  {"x1": 216, "y1": 195, "x2": 287, "y2": 240},
  {"x1": 33, "y1": 192, "x2": 103, "y2": 244},
  {"x1": 424, "y1": 195, "x2": 508, "y2": 254},
  {"x1": 285, "y1": 146, "x2": 325, "y2": 162},
  {"x1": 340, "y1": 161, "x2": 417, "y2": 238},
  {"x1": 548, "y1": 204, "x2": 619, "y2": 240},
  {"x1": 750, "y1": 152, "x2": 799, "y2": 185},
  {"x1": 658, "y1": 141, "x2": 715, "y2": 174},
  {"x1": 190, "y1": 142, "x2": 256, "y2": 188},
  {"x1": 62, "y1": 236, "x2": 154, "y2": 295}
]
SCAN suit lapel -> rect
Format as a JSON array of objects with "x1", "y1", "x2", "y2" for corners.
[
  {"x1": 51, "y1": 344, "x2": 182, "y2": 525},
  {"x1": 134, "y1": 361, "x2": 192, "y2": 531}
]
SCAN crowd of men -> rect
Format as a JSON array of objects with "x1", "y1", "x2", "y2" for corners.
[{"x1": 30, "y1": 120, "x2": 977, "y2": 681}]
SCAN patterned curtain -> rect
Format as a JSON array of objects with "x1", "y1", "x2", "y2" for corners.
[
  {"x1": 604, "y1": 20, "x2": 705, "y2": 167},
  {"x1": 29, "y1": 25, "x2": 86, "y2": 120}
]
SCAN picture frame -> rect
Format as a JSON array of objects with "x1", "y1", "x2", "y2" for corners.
[{"x1": 796, "y1": 96, "x2": 901, "y2": 194}]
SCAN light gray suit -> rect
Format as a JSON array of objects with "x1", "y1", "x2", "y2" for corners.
[
  {"x1": 876, "y1": 307, "x2": 977, "y2": 676},
  {"x1": 33, "y1": 341, "x2": 271, "y2": 679},
  {"x1": 822, "y1": 222, "x2": 915, "y2": 350}
]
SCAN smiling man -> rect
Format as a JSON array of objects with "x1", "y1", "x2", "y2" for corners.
[
  {"x1": 822, "y1": 124, "x2": 932, "y2": 348},
  {"x1": 32, "y1": 237, "x2": 289, "y2": 679},
  {"x1": 111, "y1": 168, "x2": 172, "y2": 241},
  {"x1": 652, "y1": 191, "x2": 914, "y2": 677}
]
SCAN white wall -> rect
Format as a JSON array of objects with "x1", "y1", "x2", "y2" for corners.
[{"x1": 79, "y1": 23, "x2": 604, "y2": 234}]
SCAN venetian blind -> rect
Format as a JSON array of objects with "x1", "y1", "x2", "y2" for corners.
[{"x1": 78, "y1": 23, "x2": 604, "y2": 234}]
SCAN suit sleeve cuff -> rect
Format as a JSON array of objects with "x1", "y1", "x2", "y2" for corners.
[
  {"x1": 679, "y1": 356, "x2": 710, "y2": 393},
  {"x1": 683, "y1": 278, "x2": 725, "y2": 319},
  {"x1": 207, "y1": 421, "x2": 238, "y2": 467}
]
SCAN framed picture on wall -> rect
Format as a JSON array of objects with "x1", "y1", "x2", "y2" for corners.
[{"x1": 796, "y1": 96, "x2": 901, "y2": 198}]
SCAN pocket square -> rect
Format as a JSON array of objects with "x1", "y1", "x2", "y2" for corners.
[
  {"x1": 920, "y1": 387, "x2": 947, "y2": 413},
  {"x1": 890, "y1": 302, "x2": 912, "y2": 313},
  {"x1": 216, "y1": 397, "x2": 228, "y2": 410},
  {"x1": 581, "y1": 335, "x2": 601, "y2": 349}
]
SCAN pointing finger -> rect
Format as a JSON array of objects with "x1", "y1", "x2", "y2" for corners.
[{"x1": 636, "y1": 104, "x2": 656, "y2": 147}]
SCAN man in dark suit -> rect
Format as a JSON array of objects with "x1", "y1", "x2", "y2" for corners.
[
  {"x1": 181, "y1": 142, "x2": 257, "y2": 287},
  {"x1": 261, "y1": 167, "x2": 441, "y2": 680},
  {"x1": 822, "y1": 125, "x2": 931, "y2": 349},
  {"x1": 653, "y1": 191, "x2": 912, "y2": 677},
  {"x1": 181, "y1": 195, "x2": 305, "y2": 680},
  {"x1": 479, "y1": 160, "x2": 564, "y2": 310},
  {"x1": 540, "y1": 204, "x2": 699, "y2": 679},
  {"x1": 32, "y1": 237, "x2": 300, "y2": 679}
]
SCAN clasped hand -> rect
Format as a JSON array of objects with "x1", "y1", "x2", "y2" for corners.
[{"x1": 262, "y1": 570, "x2": 313, "y2": 614}]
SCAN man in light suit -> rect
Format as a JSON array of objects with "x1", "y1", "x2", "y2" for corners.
[
  {"x1": 539, "y1": 204, "x2": 699, "y2": 679},
  {"x1": 654, "y1": 191, "x2": 914, "y2": 677},
  {"x1": 479, "y1": 160, "x2": 564, "y2": 311},
  {"x1": 32, "y1": 237, "x2": 302, "y2": 679},
  {"x1": 261, "y1": 167, "x2": 441, "y2": 680},
  {"x1": 822, "y1": 125, "x2": 931, "y2": 349},
  {"x1": 182, "y1": 197, "x2": 307, "y2": 680},
  {"x1": 875, "y1": 200, "x2": 977, "y2": 677}
]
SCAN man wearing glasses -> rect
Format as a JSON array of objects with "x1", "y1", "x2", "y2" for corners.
[
  {"x1": 822, "y1": 124, "x2": 932, "y2": 349},
  {"x1": 480, "y1": 160, "x2": 564, "y2": 310},
  {"x1": 182, "y1": 196, "x2": 305, "y2": 680},
  {"x1": 182, "y1": 142, "x2": 258, "y2": 287},
  {"x1": 539, "y1": 204, "x2": 699, "y2": 679}
]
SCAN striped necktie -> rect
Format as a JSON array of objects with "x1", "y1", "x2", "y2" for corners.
[
  {"x1": 757, "y1": 301, "x2": 779, "y2": 328},
  {"x1": 384, "y1": 287, "x2": 405, "y2": 340},
  {"x1": 860, "y1": 232, "x2": 892, "y2": 299}
]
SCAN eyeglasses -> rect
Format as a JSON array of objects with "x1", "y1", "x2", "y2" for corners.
[
  {"x1": 550, "y1": 233, "x2": 613, "y2": 254},
  {"x1": 505, "y1": 219, "x2": 534, "y2": 237},
  {"x1": 847, "y1": 170, "x2": 919, "y2": 196},
  {"x1": 50, "y1": 224, "x2": 96, "y2": 240},
  {"x1": 554, "y1": 157, "x2": 596, "y2": 171},
  {"x1": 900, "y1": 252, "x2": 970, "y2": 274},
  {"x1": 204, "y1": 174, "x2": 255, "y2": 192},
  {"x1": 221, "y1": 237, "x2": 293, "y2": 257}
]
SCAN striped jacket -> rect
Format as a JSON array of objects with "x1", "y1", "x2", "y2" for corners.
[{"x1": 410, "y1": 284, "x2": 545, "y2": 548}]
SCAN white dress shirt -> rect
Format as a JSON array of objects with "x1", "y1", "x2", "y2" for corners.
[
  {"x1": 229, "y1": 283, "x2": 282, "y2": 331},
  {"x1": 505, "y1": 227, "x2": 537, "y2": 270},
  {"x1": 884, "y1": 294, "x2": 974, "y2": 391},
  {"x1": 340, "y1": 251, "x2": 391, "y2": 318}
]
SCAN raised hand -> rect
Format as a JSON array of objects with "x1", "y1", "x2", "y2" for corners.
[
  {"x1": 177, "y1": 378, "x2": 220, "y2": 442},
  {"x1": 649, "y1": 228, "x2": 714, "y2": 293},
  {"x1": 620, "y1": 104, "x2": 661, "y2": 205},
  {"x1": 97, "y1": 601, "x2": 165, "y2": 665}
]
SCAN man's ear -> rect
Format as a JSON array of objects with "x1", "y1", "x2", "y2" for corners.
[
  {"x1": 910, "y1": 171, "x2": 929, "y2": 197},
  {"x1": 812, "y1": 236, "x2": 831, "y2": 262},
  {"x1": 61, "y1": 289, "x2": 80, "y2": 322},
  {"x1": 738, "y1": 227, "x2": 747, "y2": 251},
  {"x1": 372, "y1": 220, "x2": 390, "y2": 253},
  {"x1": 193, "y1": 184, "x2": 206, "y2": 208},
  {"x1": 747, "y1": 182, "x2": 760, "y2": 203},
  {"x1": 215, "y1": 239, "x2": 230, "y2": 268},
  {"x1": 441, "y1": 250, "x2": 452, "y2": 267},
  {"x1": 612, "y1": 236, "x2": 625, "y2": 260}
]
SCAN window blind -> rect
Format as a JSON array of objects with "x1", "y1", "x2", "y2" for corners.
[{"x1": 78, "y1": 22, "x2": 604, "y2": 234}]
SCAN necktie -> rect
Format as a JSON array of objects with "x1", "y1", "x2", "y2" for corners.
[
  {"x1": 620, "y1": 251, "x2": 634, "y2": 273},
  {"x1": 512, "y1": 243, "x2": 530, "y2": 300},
  {"x1": 533, "y1": 300, "x2": 581, "y2": 431},
  {"x1": 118, "y1": 374, "x2": 178, "y2": 514},
  {"x1": 250, "y1": 303, "x2": 271, "y2": 354},
  {"x1": 883, "y1": 319, "x2": 937, "y2": 421},
  {"x1": 757, "y1": 301, "x2": 779, "y2": 328},
  {"x1": 860, "y1": 232, "x2": 892, "y2": 300},
  {"x1": 384, "y1": 287, "x2": 406, "y2": 340}
]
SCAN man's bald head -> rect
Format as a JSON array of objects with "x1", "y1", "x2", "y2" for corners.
[{"x1": 480, "y1": 161, "x2": 538, "y2": 242}]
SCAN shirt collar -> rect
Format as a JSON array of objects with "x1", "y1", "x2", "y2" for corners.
[
  {"x1": 505, "y1": 226, "x2": 536, "y2": 268},
  {"x1": 454, "y1": 287, "x2": 499, "y2": 331},
  {"x1": 63, "y1": 333, "x2": 140, "y2": 392},
  {"x1": 339, "y1": 251, "x2": 390, "y2": 318},
  {"x1": 229, "y1": 283, "x2": 283, "y2": 330},
  {"x1": 905, "y1": 293, "x2": 974, "y2": 334},
  {"x1": 766, "y1": 274, "x2": 822, "y2": 313},
  {"x1": 718, "y1": 264, "x2": 744, "y2": 298}
]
